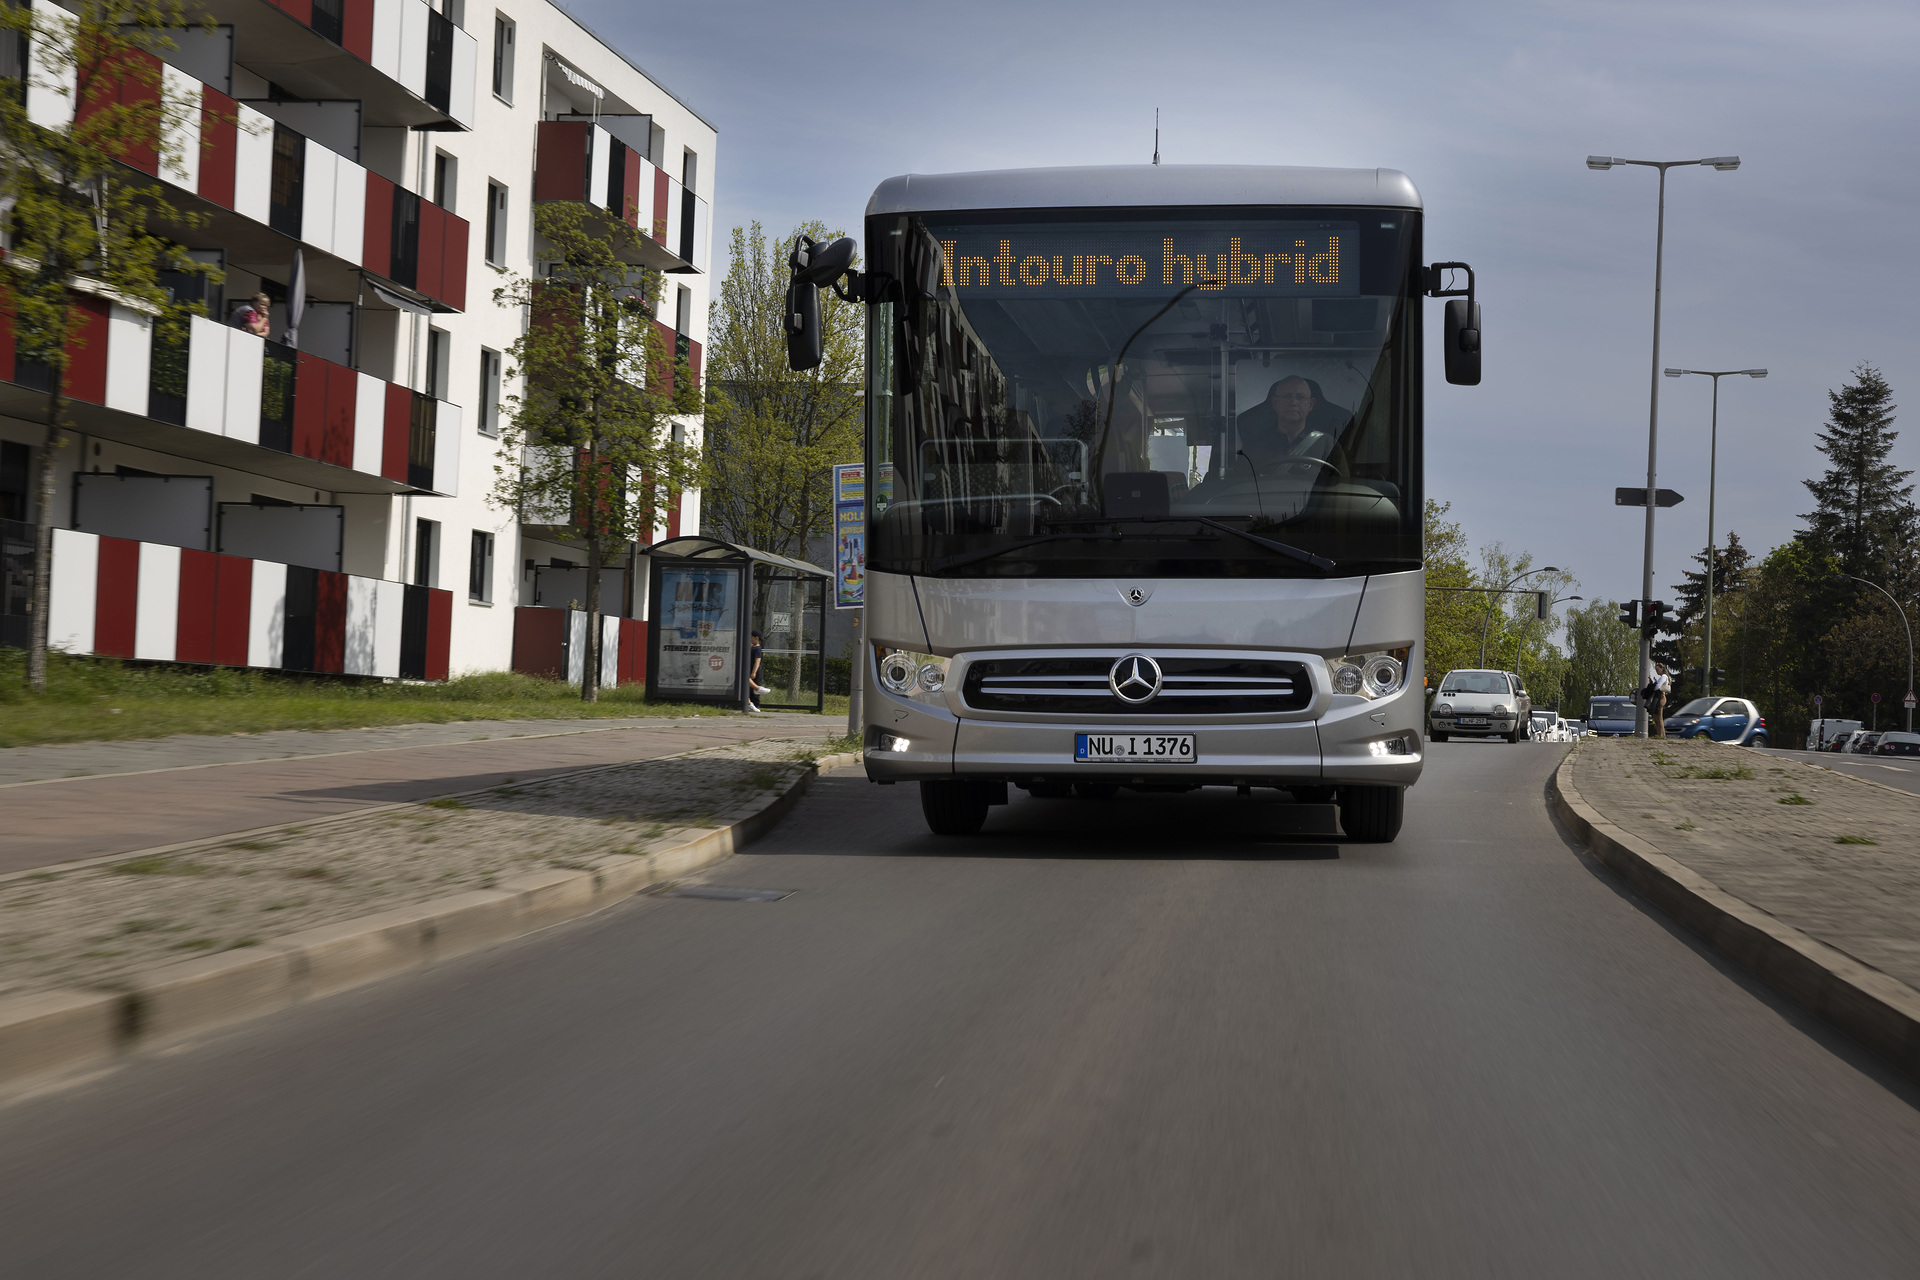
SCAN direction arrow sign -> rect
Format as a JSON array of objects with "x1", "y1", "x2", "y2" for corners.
[{"x1": 1616, "y1": 487, "x2": 1685, "y2": 508}]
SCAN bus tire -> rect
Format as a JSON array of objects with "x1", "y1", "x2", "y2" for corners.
[
  {"x1": 1338, "y1": 785, "x2": 1404, "y2": 843},
  {"x1": 1073, "y1": 782, "x2": 1119, "y2": 800},
  {"x1": 921, "y1": 780, "x2": 990, "y2": 835}
]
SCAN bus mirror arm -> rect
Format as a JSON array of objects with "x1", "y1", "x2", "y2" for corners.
[{"x1": 1426, "y1": 261, "x2": 1482, "y2": 387}]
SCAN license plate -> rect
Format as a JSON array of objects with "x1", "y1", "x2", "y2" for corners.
[
  {"x1": 1459, "y1": 716, "x2": 1487, "y2": 725},
  {"x1": 1075, "y1": 733, "x2": 1195, "y2": 763}
]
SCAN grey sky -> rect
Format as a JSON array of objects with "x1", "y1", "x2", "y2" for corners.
[{"x1": 578, "y1": 0, "x2": 1920, "y2": 632}]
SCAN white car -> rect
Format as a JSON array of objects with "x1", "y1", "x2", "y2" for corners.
[{"x1": 1429, "y1": 669, "x2": 1531, "y2": 743}]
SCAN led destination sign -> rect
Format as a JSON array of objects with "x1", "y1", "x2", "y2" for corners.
[{"x1": 932, "y1": 222, "x2": 1357, "y2": 298}]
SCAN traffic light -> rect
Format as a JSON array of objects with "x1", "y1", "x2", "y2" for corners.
[
  {"x1": 1536, "y1": 590, "x2": 1551, "y2": 620},
  {"x1": 1618, "y1": 600, "x2": 1642, "y2": 628},
  {"x1": 1643, "y1": 600, "x2": 1670, "y2": 636}
]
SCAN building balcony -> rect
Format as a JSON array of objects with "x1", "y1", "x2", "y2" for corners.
[
  {"x1": 38, "y1": 523, "x2": 453, "y2": 679},
  {"x1": 533, "y1": 120, "x2": 710, "y2": 275},
  {"x1": 0, "y1": 307, "x2": 460, "y2": 497}
]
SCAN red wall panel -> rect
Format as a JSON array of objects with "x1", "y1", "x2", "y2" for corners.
[
  {"x1": 666, "y1": 491, "x2": 682, "y2": 539},
  {"x1": 511, "y1": 606, "x2": 566, "y2": 679},
  {"x1": 342, "y1": 0, "x2": 375, "y2": 60},
  {"x1": 652, "y1": 321, "x2": 676, "y2": 397},
  {"x1": 64, "y1": 297, "x2": 111, "y2": 405},
  {"x1": 362, "y1": 173, "x2": 393, "y2": 277},
  {"x1": 416, "y1": 202, "x2": 444, "y2": 302},
  {"x1": 293, "y1": 353, "x2": 328, "y2": 459},
  {"x1": 382, "y1": 382, "x2": 412, "y2": 482},
  {"x1": 440, "y1": 215, "x2": 468, "y2": 311},
  {"x1": 213, "y1": 554, "x2": 252, "y2": 666},
  {"x1": 621, "y1": 160, "x2": 642, "y2": 229},
  {"x1": 198, "y1": 87, "x2": 238, "y2": 208},
  {"x1": 314, "y1": 571, "x2": 347, "y2": 673},
  {"x1": 653, "y1": 168, "x2": 670, "y2": 243},
  {"x1": 325, "y1": 361, "x2": 357, "y2": 466},
  {"x1": 688, "y1": 339, "x2": 702, "y2": 386},
  {"x1": 424, "y1": 589, "x2": 452, "y2": 681},
  {"x1": 619, "y1": 618, "x2": 648, "y2": 686},
  {"x1": 534, "y1": 122, "x2": 589, "y2": 202},
  {"x1": 94, "y1": 537, "x2": 139, "y2": 658},
  {"x1": 270, "y1": 0, "x2": 312, "y2": 24},
  {"x1": 175, "y1": 548, "x2": 218, "y2": 664}
]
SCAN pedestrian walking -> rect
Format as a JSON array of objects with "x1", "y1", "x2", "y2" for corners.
[
  {"x1": 1652, "y1": 662, "x2": 1672, "y2": 737},
  {"x1": 747, "y1": 630, "x2": 768, "y2": 712}
]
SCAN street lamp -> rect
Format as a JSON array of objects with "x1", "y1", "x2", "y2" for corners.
[
  {"x1": 1665, "y1": 366, "x2": 1766, "y2": 699},
  {"x1": 1479, "y1": 566, "x2": 1559, "y2": 667},
  {"x1": 1513, "y1": 596, "x2": 1583, "y2": 690},
  {"x1": 1834, "y1": 572, "x2": 1915, "y2": 733},
  {"x1": 1589, "y1": 153, "x2": 1742, "y2": 736}
]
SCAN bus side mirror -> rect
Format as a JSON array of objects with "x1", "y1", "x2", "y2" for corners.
[
  {"x1": 785, "y1": 280, "x2": 822, "y2": 371},
  {"x1": 1444, "y1": 299, "x2": 1481, "y2": 386}
]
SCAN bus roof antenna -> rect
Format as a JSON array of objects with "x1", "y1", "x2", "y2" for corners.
[{"x1": 1153, "y1": 109, "x2": 1160, "y2": 165}]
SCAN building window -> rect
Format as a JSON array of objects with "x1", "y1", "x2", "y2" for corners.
[
  {"x1": 468, "y1": 530, "x2": 494, "y2": 602},
  {"x1": 0, "y1": 440, "x2": 29, "y2": 521},
  {"x1": 491, "y1": 14, "x2": 515, "y2": 102},
  {"x1": 681, "y1": 148, "x2": 697, "y2": 194},
  {"x1": 414, "y1": 518, "x2": 438, "y2": 587},
  {"x1": 425, "y1": 327, "x2": 450, "y2": 400},
  {"x1": 433, "y1": 150, "x2": 456, "y2": 212},
  {"x1": 478, "y1": 347, "x2": 502, "y2": 436},
  {"x1": 674, "y1": 284, "x2": 691, "y2": 335},
  {"x1": 485, "y1": 181, "x2": 508, "y2": 265}
]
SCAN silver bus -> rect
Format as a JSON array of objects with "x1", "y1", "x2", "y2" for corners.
[{"x1": 787, "y1": 165, "x2": 1481, "y2": 840}]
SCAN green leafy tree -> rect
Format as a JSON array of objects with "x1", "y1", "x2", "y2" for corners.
[
  {"x1": 490, "y1": 201, "x2": 701, "y2": 703},
  {"x1": 1655, "y1": 531, "x2": 1753, "y2": 700},
  {"x1": 1, "y1": 0, "x2": 217, "y2": 690},
  {"x1": 700, "y1": 219, "x2": 863, "y2": 562},
  {"x1": 1560, "y1": 598, "x2": 1641, "y2": 714},
  {"x1": 1422, "y1": 499, "x2": 1482, "y2": 683}
]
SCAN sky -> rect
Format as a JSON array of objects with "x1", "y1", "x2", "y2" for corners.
[{"x1": 575, "y1": 0, "x2": 1920, "y2": 640}]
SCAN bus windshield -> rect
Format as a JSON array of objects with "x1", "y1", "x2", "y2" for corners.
[{"x1": 865, "y1": 207, "x2": 1421, "y2": 578}]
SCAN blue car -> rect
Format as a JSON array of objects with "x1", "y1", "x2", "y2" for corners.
[
  {"x1": 1587, "y1": 696, "x2": 1638, "y2": 737},
  {"x1": 1663, "y1": 696, "x2": 1770, "y2": 746}
]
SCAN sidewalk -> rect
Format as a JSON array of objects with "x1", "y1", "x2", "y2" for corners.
[
  {"x1": 0, "y1": 713, "x2": 843, "y2": 876},
  {"x1": 1564, "y1": 738, "x2": 1920, "y2": 1063}
]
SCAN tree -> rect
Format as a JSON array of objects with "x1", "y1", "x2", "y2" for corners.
[
  {"x1": 700, "y1": 220, "x2": 862, "y2": 562},
  {"x1": 1560, "y1": 598, "x2": 1641, "y2": 714},
  {"x1": 1, "y1": 0, "x2": 216, "y2": 691},
  {"x1": 1422, "y1": 500, "x2": 1482, "y2": 682},
  {"x1": 1655, "y1": 531, "x2": 1753, "y2": 699},
  {"x1": 490, "y1": 201, "x2": 701, "y2": 702},
  {"x1": 1799, "y1": 364, "x2": 1915, "y2": 582}
]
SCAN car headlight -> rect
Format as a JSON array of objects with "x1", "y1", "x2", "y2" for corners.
[
  {"x1": 876, "y1": 646, "x2": 949, "y2": 703},
  {"x1": 1493, "y1": 703, "x2": 1509, "y2": 715},
  {"x1": 1330, "y1": 648, "x2": 1409, "y2": 700},
  {"x1": 1435, "y1": 703, "x2": 1452, "y2": 714}
]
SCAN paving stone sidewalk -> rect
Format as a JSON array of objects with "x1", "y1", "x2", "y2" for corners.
[
  {"x1": 0, "y1": 735, "x2": 839, "y2": 1003},
  {"x1": 1572, "y1": 737, "x2": 1920, "y2": 992}
]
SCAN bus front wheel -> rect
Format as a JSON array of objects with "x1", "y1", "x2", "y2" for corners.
[
  {"x1": 921, "y1": 780, "x2": 991, "y2": 835},
  {"x1": 1338, "y1": 786, "x2": 1404, "y2": 843}
]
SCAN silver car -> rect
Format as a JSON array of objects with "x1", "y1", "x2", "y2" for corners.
[{"x1": 1428, "y1": 669, "x2": 1532, "y2": 743}]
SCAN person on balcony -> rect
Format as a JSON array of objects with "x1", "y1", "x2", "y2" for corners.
[{"x1": 233, "y1": 293, "x2": 273, "y2": 339}]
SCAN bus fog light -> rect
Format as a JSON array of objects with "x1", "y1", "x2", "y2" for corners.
[{"x1": 879, "y1": 732, "x2": 911, "y2": 753}]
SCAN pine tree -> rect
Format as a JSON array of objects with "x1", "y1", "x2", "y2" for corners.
[
  {"x1": 1799, "y1": 365, "x2": 1914, "y2": 579},
  {"x1": 1656, "y1": 532, "x2": 1753, "y2": 694}
]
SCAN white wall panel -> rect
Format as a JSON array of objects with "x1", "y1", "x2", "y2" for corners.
[
  {"x1": 664, "y1": 176, "x2": 683, "y2": 257},
  {"x1": 104, "y1": 305, "x2": 154, "y2": 415},
  {"x1": 48, "y1": 529, "x2": 99, "y2": 655},
  {"x1": 24, "y1": 14, "x2": 75, "y2": 130},
  {"x1": 601, "y1": 614, "x2": 620, "y2": 687},
  {"x1": 344, "y1": 575, "x2": 380, "y2": 675},
  {"x1": 303, "y1": 143, "x2": 337, "y2": 255},
  {"x1": 249, "y1": 559, "x2": 287, "y2": 669},
  {"x1": 566, "y1": 609, "x2": 588, "y2": 685},
  {"x1": 133, "y1": 542, "x2": 181, "y2": 661},
  {"x1": 399, "y1": 0, "x2": 428, "y2": 98},
  {"x1": 234, "y1": 106, "x2": 275, "y2": 224},
  {"x1": 448, "y1": 26, "x2": 477, "y2": 128},
  {"x1": 224, "y1": 329, "x2": 264, "y2": 444},
  {"x1": 353, "y1": 374, "x2": 387, "y2": 475},
  {"x1": 333, "y1": 162, "x2": 366, "y2": 264},
  {"x1": 433, "y1": 400, "x2": 461, "y2": 496},
  {"x1": 373, "y1": 579, "x2": 405, "y2": 677},
  {"x1": 185, "y1": 315, "x2": 230, "y2": 435},
  {"x1": 587, "y1": 127, "x2": 610, "y2": 210},
  {"x1": 162, "y1": 66, "x2": 201, "y2": 191},
  {"x1": 371, "y1": 0, "x2": 403, "y2": 81},
  {"x1": 691, "y1": 195, "x2": 711, "y2": 275}
]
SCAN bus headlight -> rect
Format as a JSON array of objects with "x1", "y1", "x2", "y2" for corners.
[
  {"x1": 879, "y1": 651, "x2": 918, "y2": 693},
  {"x1": 876, "y1": 647, "x2": 949, "y2": 701},
  {"x1": 1331, "y1": 649, "x2": 1409, "y2": 700}
]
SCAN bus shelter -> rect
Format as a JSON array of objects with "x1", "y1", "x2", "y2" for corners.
[{"x1": 641, "y1": 536, "x2": 829, "y2": 712}]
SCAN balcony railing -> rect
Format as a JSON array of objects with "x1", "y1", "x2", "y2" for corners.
[{"x1": 534, "y1": 121, "x2": 710, "y2": 275}]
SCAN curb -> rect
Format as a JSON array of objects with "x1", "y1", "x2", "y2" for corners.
[
  {"x1": 0, "y1": 749, "x2": 864, "y2": 1096},
  {"x1": 1550, "y1": 748, "x2": 1920, "y2": 1075}
]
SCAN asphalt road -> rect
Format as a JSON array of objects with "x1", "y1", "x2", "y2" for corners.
[
  {"x1": 1757, "y1": 745, "x2": 1920, "y2": 795},
  {"x1": 3, "y1": 740, "x2": 1918, "y2": 1277}
]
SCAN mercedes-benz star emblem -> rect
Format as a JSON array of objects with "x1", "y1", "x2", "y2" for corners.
[
  {"x1": 1109, "y1": 654, "x2": 1163, "y2": 704},
  {"x1": 1126, "y1": 587, "x2": 1147, "y2": 606}
]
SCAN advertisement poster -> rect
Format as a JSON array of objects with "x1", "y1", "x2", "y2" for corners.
[
  {"x1": 657, "y1": 566, "x2": 740, "y2": 697},
  {"x1": 833, "y1": 462, "x2": 865, "y2": 610}
]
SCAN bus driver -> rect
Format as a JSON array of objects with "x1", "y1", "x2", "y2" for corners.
[{"x1": 1236, "y1": 375, "x2": 1347, "y2": 471}]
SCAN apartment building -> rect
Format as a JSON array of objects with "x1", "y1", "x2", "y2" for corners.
[{"x1": 0, "y1": 0, "x2": 713, "y2": 681}]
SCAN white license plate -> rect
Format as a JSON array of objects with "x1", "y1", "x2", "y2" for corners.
[
  {"x1": 1075, "y1": 733, "x2": 1195, "y2": 763},
  {"x1": 1458, "y1": 716, "x2": 1487, "y2": 725}
]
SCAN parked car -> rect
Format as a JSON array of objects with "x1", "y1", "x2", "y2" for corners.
[
  {"x1": 1564, "y1": 719, "x2": 1589, "y2": 736},
  {"x1": 1851, "y1": 731, "x2": 1885, "y2": 754},
  {"x1": 1662, "y1": 696, "x2": 1771, "y2": 746},
  {"x1": 1808, "y1": 718, "x2": 1863, "y2": 751},
  {"x1": 1587, "y1": 696, "x2": 1638, "y2": 737},
  {"x1": 1428, "y1": 669, "x2": 1531, "y2": 743},
  {"x1": 1834, "y1": 730, "x2": 1871, "y2": 754},
  {"x1": 1874, "y1": 732, "x2": 1920, "y2": 756}
]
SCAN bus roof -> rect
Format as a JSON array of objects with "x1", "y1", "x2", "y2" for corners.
[{"x1": 866, "y1": 165, "x2": 1423, "y2": 217}]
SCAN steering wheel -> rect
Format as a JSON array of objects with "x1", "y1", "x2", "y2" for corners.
[{"x1": 1275, "y1": 454, "x2": 1345, "y2": 481}]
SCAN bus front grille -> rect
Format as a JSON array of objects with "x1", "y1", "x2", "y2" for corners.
[{"x1": 962, "y1": 657, "x2": 1313, "y2": 715}]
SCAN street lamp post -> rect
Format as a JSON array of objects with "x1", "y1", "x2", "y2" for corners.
[
  {"x1": 1664, "y1": 366, "x2": 1766, "y2": 699},
  {"x1": 1513, "y1": 595, "x2": 1583, "y2": 692},
  {"x1": 1480, "y1": 566, "x2": 1558, "y2": 667},
  {"x1": 1835, "y1": 572, "x2": 1915, "y2": 733},
  {"x1": 1589, "y1": 153, "x2": 1741, "y2": 736}
]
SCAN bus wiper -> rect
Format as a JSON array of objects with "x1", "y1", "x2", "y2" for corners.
[
  {"x1": 1043, "y1": 516, "x2": 1336, "y2": 573},
  {"x1": 927, "y1": 531, "x2": 1122, "y2": 573}
]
